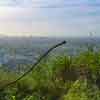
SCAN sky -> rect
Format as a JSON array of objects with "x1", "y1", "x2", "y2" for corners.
[{"x1": 0, "y1": 0, "x2": 100, "y2": 37}]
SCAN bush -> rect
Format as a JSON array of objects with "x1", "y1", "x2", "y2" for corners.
[{"x1": 0, "y1": 50, "x2": 100, "y2": 100}]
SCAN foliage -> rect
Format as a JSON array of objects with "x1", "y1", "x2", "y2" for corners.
[
  {"x1": 62, "y1": 78, "x2": 100, "y2": 100},
  {"x1": 0, "y1": 50, "x2": 100, "y2": 99}
]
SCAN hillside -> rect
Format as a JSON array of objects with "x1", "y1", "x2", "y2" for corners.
[{"x1": 0, "y1": 48, "x2": 100, "y2": 100}]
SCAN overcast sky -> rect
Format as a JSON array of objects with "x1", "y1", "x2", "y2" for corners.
[{"x1": 0, "y1": 0, "x2": 100, "y2": 37}]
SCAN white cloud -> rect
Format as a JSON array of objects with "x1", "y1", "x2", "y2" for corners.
[
  {"x1": 0, "y1": 6, "x2": 32, "y2": 36},
  {"x1": 0, "y1": 0, "x2": 99, "y2": 37},
  {"x1": 0, "y1": 0, "x2": 32, "y2": 7},
  {"x1": 0, "y1": 0, "x2": 33, "y2": 36},
  {"x1": 0, "y1": 7, "x2": 32, "y2": 20}
]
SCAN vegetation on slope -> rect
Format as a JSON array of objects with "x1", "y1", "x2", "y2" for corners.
[{"x1": 0, "y1": 50, "x2": 100, "y2": 100}]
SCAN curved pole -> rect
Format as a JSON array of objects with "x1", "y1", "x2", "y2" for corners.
[{"x1": 0, "y1": 41, "x2": 66, "y2": 91}]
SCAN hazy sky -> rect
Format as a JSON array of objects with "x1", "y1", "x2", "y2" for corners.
[{"x1": 0, "y1": 0, "x2": 100, "y2": 37}]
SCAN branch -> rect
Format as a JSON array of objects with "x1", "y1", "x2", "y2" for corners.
[{"x1": 0, "y1": 41, "x2": 66, "y2": 91}]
